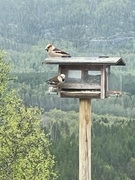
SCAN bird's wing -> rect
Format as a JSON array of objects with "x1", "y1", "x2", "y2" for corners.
[
  {"x1": 53, "y1": 48, "x2": 71, "y2": 56},
  {"x1": 46, "y1": 76, "x2": 59, "y2": 84}
]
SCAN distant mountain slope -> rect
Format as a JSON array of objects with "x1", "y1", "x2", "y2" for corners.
[{"x1": 0, "y1": 0, "x2": 134, "y2": 47}]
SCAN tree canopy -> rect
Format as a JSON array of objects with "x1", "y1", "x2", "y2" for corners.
[{"x1": 0, "y1": 51, "x2": 57, "y2": 180}]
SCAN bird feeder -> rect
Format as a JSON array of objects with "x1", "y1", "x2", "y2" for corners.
[
  {"x1": 44, "y1": 56, "x2": 126, "y2": 180},
  {"x1": 45, "y1": 56, "x2": 125, "y2": 99}
]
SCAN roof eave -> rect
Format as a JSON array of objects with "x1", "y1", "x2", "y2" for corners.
[{"x1": 44, "y1": 57, "x2": 126, "y2": 66}]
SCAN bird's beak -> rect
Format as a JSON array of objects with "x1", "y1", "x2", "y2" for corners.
[{"x1": 45, "y1": 48, "x2": 48, "y2": 52}]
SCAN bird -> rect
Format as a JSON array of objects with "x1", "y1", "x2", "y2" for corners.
[
  {"x1": 45, "y1": 44, "x2": 71, "y2": 57},
  {"x1": 46, "y1": 74, "x2": 65, "y2": 87}
]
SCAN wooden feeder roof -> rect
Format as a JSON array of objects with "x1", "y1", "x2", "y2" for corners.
[{"x1": 44, "y1": 56, "x2": 126, "y2": 66}]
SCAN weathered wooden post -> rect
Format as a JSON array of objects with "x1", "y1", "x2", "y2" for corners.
[
  {"x1": 79, "y1": 98, "x2": 91, "y2": 180},
  {"x1": 44, "y1": 56, "x2": 125, "y2": 180}
]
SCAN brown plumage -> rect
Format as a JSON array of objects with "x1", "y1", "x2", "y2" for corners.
[
  {"x1": 46, "y1": 74, "x2": 65, "y2": 87},
  {"x1": 45, "y1": 44, "x2": 71, "y2": 57}
]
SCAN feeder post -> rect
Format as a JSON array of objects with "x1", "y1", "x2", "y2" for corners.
[{"x1": 79, "y1": 98, "x2": 91, "y2": 180}]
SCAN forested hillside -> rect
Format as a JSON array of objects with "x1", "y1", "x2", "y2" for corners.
[
  {"x1": 1, "y1": 0, "x2": 135, "y2": 179},
  {"x1": 44, "y1": 109, "x2": 135, "y2": 180},
  {"x1": 0, "y1": 0, "x2": 135, "y2": 115},
  {"x1": 1, "y1": 0, "x2": 135, "y2": 72}
]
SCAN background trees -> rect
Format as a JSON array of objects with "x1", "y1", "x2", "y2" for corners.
[
  {"x1": 1, "y1": 0, "x2": 135, "y2": 179},
  {"x1": 44, "y1": 109, "x2": 135, "y2": 180},
  {"x1": 0, "y1": 51, "x2": 57, "y2": 180},
  {"x1": 1, "y1": 0, "x2": 135, "y2": 116}
]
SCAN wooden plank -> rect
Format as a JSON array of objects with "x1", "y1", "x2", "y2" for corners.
[
  {"x1": 60, "y1": 91, "x2": 100, "y2": 98},
  {"x1": 79, "y1": 98, "x2": 91, "y2": 180},
  {"x1": 62, "y1": 83, "x2": 101, "y2": 90},
  {"x1": 101, "y1": 65, "x2": 106, "y2": 99}
]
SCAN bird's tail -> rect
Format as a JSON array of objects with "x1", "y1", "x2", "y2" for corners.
[{"x1": 61, "y1": 55, "x2": 71, "y2": 58}]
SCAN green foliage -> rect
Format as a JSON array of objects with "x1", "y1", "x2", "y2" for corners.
[
  {"x1": 44, "y1": 109, "x2": 79, "y2": 180},
  {"x1": 1, "y1": 1, "x2": 135, "y2": 179},
  {"x1": 92, "y1": 120, "x2": 135, "y2": 180},
  {"x1": 0, "y1": 51, "x2": 57, "y2": 180},
  {"x1": 0, "y1": 51, "x2": 10, "y2": 93},
  {"x1": 44, "y1": 109, "x2": 135, "y2": 180}
]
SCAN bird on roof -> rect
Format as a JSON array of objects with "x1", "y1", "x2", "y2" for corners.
[
  {"x1": 45, "y1": 44, "x2": 71, "y2": 57},
  {"x1": 46, "y1": 74, "x2": 65, "y2": 87}
]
